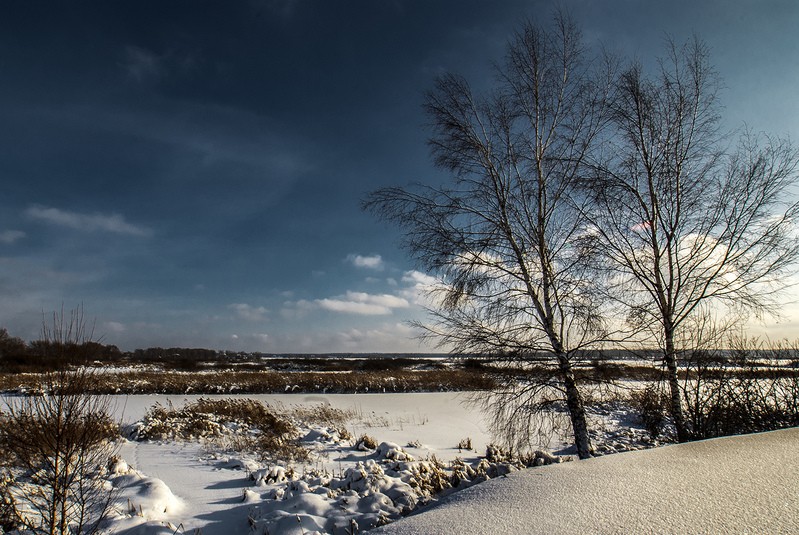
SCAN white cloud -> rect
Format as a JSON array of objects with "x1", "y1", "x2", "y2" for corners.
[
  {"x1": 26, "y1": 205, "x2": 152, "y2": 237},
  {"x1": 402, "y1": 270, "x2": 438, "y2": 286},
  {"x1": 346, "y1": 291, "x2": 409, "y2": 308},
  {"x1": 282, "y1": 291, "x2": 411, "y2": 317},
  {"x1": 347, "y1": 254, "x2": 384, "y2": 270},
  {"x1": 0, "y1": 230, "x2": 25, "y2": 244},
  {"x1": 317, "y1": 291, "x2": 410, "y2": 316},
  {"x1": 316, "y1": 299, "x2": 391, "y2": 315},
  {"x1": 229, "y1": 303, "x2": 269, "y2": 322},
  {"x1": 400, "y1": 270, "x2": 440, "y2": 306}
]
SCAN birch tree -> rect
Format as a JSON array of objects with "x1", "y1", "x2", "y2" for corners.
[
  {"x1": 366, "y1": 14, "x2": 614, "y2": 459},
  {"x1": 588, "y1": 37, "x2": 799, "y2": 441}
]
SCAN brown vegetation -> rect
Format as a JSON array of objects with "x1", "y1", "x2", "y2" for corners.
[
  {"x1": 0, "y1": 367, "x2": 496, "y2": 395},
  {"x1": 0, "y1": 369, "x2": 119, "y2": 535},
  {"x1": 133, "y1": 398, "x2": 308, "y2": 463}
]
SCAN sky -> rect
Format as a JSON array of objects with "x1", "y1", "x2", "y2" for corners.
[{"x1": 1, "y1": 0, "x2": 798, "y2": 353}]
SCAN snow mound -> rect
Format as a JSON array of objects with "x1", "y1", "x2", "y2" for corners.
[
  {"x1": 370, "y1": 427, "x2": 799, "y2": 534},
  {"x1": 105, "y1": 466, "x2": 186, "y2": 535}
]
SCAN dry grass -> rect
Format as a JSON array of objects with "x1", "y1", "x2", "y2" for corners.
[
  {"x1": 354, "y1": 434, "x2": 378, "y2": 450},
  {"x1": 285, "y1": 404, "x2": 357, "y2": 427},
  {"x1": 133, "y1": 398, "x2": 308, "y2": 462},
  {"x1": 0, "y1": 368, "x2": 496, "y2": 395}
]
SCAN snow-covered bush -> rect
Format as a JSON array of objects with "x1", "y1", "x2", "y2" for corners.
[
  {"x1": 354, "y1": 434, "x2": 378, "y2": 451},
  {"x1": 131, "y1": 398, "x2": 309, "y2": 462},
  {"x1": 0, "y1": 369, "x2": 119, "y2": 535}
]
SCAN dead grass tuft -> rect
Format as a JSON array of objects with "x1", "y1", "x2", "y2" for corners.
[{"x1": 134, "y1": 398, "x2": 307, "y2": 462}]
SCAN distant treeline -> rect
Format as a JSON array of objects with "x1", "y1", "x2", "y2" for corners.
[
  {"x1": 3, "y1": 326, "x2": 798, "y2": 375},
  {"x1": 0, "y1": 326, "x2": 451, "y2": 372},
  {"x1": 0, "y1": 327, "x2": 231, "y2": 372}
]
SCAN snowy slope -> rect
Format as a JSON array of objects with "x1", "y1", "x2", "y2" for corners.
[{"x1": 371, "y1": 427, "x2": 799, "y2": 534}]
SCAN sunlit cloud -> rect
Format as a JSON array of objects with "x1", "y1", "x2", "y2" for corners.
[
  {"x1": 400, "y1": 270, "x2": 440, "y2": 305},
  {"x1": 347, "y1": 254, "x2": 384, "y2": 270},
  {"x1": 317, "y1": 291, "x2": 409, "y2": 316},
  {"x1": 26, "y1": 205, "x2": 152, "y2": 237},
  {"x1": 283, "y1": 291, "x2": 412, "y2": 317}
]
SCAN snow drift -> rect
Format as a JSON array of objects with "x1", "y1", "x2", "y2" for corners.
[{"x1": 370, "y1": 427, "x2": 799, "y2": 534}]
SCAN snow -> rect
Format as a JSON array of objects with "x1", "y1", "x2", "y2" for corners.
[
  {"x1": 8, "y1": 391, "x2": 794, "y2": 534},
  {"x1": 107, "y1": 393, "x2": 501, "y2": 534},
  {"x1": 372, "y1": 427, "x2": 799, "y2": 534}
]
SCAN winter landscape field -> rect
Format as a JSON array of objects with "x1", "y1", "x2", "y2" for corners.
[
  {"x1": 3, "y1": 2, "x2": 799, "y2": 534},
  {"x1": 2, "y1": 350, "x2": 799, "y2": 534},
  {"x1": 13, "y1": 386, "x2": 790, "y2": 535}
]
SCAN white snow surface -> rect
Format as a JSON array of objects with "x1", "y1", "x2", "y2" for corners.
[
  {"x1": 109, "y1": 393, "x2": 500, "y2": 534},
  {"x1": 371, "y1": 427, "x2": 799, "y2": 534},
  {"x1": 70, "y1": 393, "x2": 798, "y2": 534}
]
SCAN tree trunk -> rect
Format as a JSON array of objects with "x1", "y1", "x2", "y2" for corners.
[
  {"x1": 664, "y1": 331, "x2": 690, "y2": 442},
  {"x1": 557, "y1": 353, "x2": 593, "y2": 459}
]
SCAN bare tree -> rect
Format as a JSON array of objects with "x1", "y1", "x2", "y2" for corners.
[
  {"x1": 0, "y1": 307, "x2": 119, "y2": 534},
  {"x1": 0, "y1": 370, "x2": 119, "y2": 535},
  {"x1": 28, "y1": 304, "x2": 103, "y2": 369},
  {"x1": 366, "y1": 13, "x2": 614, "y2": 459},
  {"x1": 588, "y1": 37, "x2": 799, "y2": 441}
]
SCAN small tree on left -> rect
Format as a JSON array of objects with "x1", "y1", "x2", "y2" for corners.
[{"x1": 0, "y1": 308, "x2": 119, "y2": 535}]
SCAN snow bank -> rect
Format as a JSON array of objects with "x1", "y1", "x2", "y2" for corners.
[
  {"x1": 104, "y1": 464, "x2": 186, "y2": 535},
  {"x1": 370, "y1": 427, "x2": 799, "y2": 534}
]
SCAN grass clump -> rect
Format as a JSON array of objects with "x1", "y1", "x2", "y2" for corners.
[
  {"x1": 355, "y1": 434, "x2": 378, "y2": 450},
  {"x1": 286, "y1": 403, "x2": 356, "y2": 427},
  {"x1": 133, "y1": 398, "x2": 307, "y2": 462}
]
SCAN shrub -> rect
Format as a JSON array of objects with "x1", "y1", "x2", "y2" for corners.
[
  {"x1": 678, "y1": 338, "x2": 799, "y2": 440},
  {"x1": 355, "y1": 434, "x2": 378, "y2": 450},
  {"x1": 0, "y1": 369, "x2": 119, "y2": 535},
  {"x1": 629, "y1": 383, "x2": 670, "y2": 438},
  {"x1": 133, "y1": 398, "x2": 307, "y2": 462}
]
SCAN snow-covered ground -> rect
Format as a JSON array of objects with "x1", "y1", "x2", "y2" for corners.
[
  {"x1": 373, "y1": 427, "x2": 799, "y2": 534},
  {"x1": 72, "y1": 392, "x2": 795, "y2": 534},
  {"x1": 108, "y1": 393, "x2": 509, "y2": 534}
]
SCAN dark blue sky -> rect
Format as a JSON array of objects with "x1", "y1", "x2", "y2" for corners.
[{"x1": 1, "y1": 1, "x2": 798, "y2": 352}]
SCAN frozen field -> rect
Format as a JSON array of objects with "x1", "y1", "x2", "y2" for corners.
[
  {"x1": 110, "y1": 393, "x2": 516, "y2": 534},
  {"x1": 72, "y1": 392, "x2": 794, "y2": 534}
]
